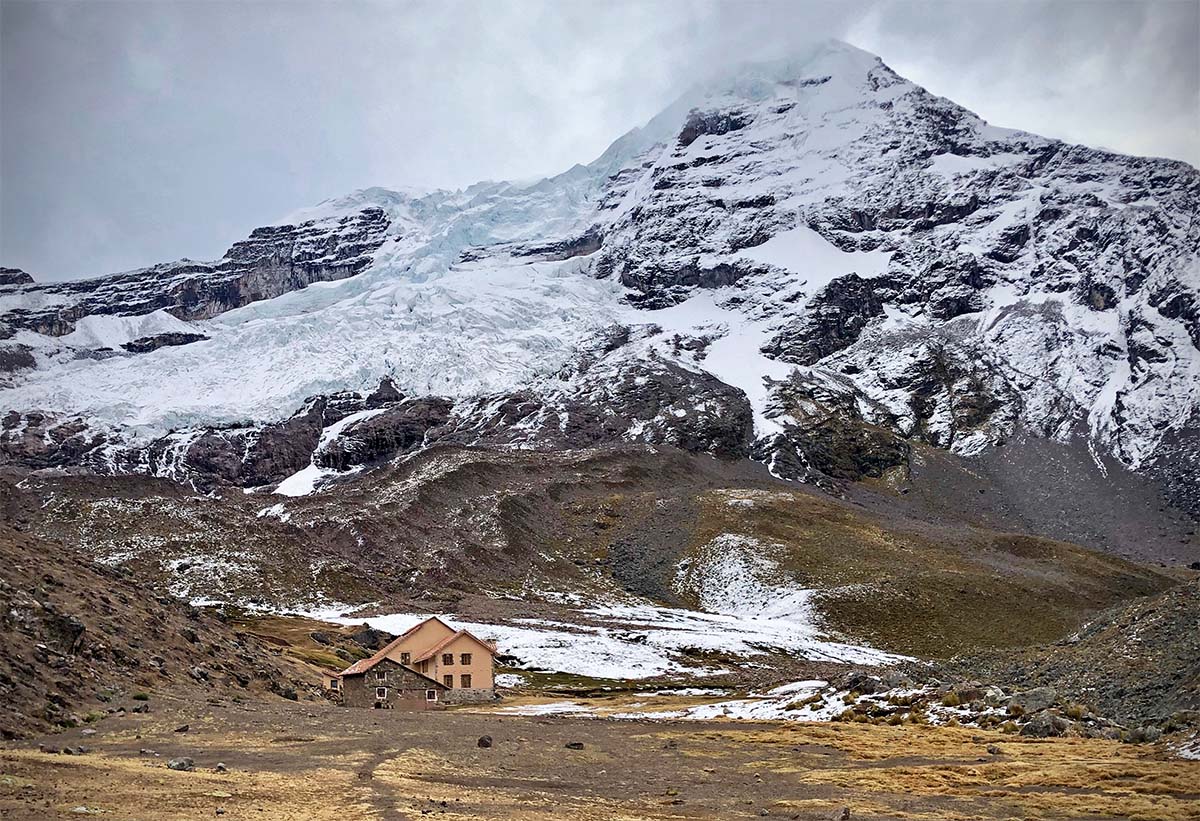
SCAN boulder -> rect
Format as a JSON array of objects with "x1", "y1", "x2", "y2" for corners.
[
  {"x1": 1019, "y1": 712, "x2": 1069, "y2": 737},
  {"x1": 167, "y1": 757, "x2": 195, "y2": 771},
  {"x1": 1009, "y1": 687, "x2": 1057, "y2": 715}
]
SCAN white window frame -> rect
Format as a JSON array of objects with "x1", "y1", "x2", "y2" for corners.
[
  {"x1": 376, "y1": 686, "x2": 388, "y2": 699},
  {"x1": 425, "y1": 689, "x2": 438, "y2": 702}
]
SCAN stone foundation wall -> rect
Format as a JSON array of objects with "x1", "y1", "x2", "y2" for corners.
[{"x1": 441, "y1": 688, "x2": 499, "y2": 705}]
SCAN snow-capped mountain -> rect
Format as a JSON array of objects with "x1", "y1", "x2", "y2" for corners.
[{"x1": 2, "y1": 40, "x2": 1198, "y2": 513}]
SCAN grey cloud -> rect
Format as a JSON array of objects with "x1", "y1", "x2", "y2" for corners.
[{"x1": 2, "y1": 0, "x2": 1196, "y2": 281}]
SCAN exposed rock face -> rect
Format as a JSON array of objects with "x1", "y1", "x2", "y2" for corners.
[
  {"x1": 0, "y1": 208, "x2": 390, "y2": 336},
  {"x1": 762, "y1": 274, "x2": 885, "y2": 365},
  {"x1": 0, "y1": 268, "x2": 34, "y2": 286},
  {"x1": 677, "y1": 107, "x2": 753, "y2": 148},
  {"x1": 0, "y1": 412, "x2": 109, "y2": 470},
  {"x1": 754, "y1": 373, "x2": 910, "y2": 486},
  {"x1": 0, "y1": 344, "x2": 36, "y2": 375},
  {"x1": 316, "y1": 398, "x2": 453, "y2": 471},
  {"x1": 121, "y1": 332, "x2": 209, "y2": 354}
]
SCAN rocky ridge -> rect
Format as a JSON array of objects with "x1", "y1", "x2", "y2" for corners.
[
  {"x1": 0, "y1": 481, "x2": 327, "y2": 739},
  {"x1": 0, "y1": 207, "x2": 390, "y2": 337}
]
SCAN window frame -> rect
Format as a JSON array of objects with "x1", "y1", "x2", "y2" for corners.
[
  {"x1": 443, "y1": 674, "x2": 454, "y2": 688},
  {"x1": 460, "y1": 673, "x2": 472, "y2": 689},
  {"x1": 442, "y1": 653, "x2": 454, "y2": 666},
  {"x1": 375, "y1": 670, "x2": 388, "y2": 681},
  {"x1": 376, "y1": 686, "x2": 388, "y2": 700},
  {"x1": 460, "y1": 653, "x2": 472, "y2": 665},
  {"x1": 399, "y1": 652, "x2": 411, "y2": 665},
  {"x1": 425, "y1": 689, "x2": 438, "y2": 702}
]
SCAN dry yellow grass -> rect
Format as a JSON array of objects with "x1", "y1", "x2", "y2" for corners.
[
  {"x1": 4, "y1": 699, "x2": 1197, "y2": 821},
  {"x1": 654, "y1": 723, "x2": 1200, "y2": 821},
  {"x1": 0, "y1": 750, "x2": 370, "y2": 821},
  {"x1": 373, "y1": 747, "x2": 689, "y2": 821}
]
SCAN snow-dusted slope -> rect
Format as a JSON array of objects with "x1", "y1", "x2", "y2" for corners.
[{"x1": 2, "y1": 40, "x2": 1198, "y2": 506}]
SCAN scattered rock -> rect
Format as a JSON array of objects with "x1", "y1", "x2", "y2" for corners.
[
  {"x1": 214, "y1": 762, "x2": 228, "y2": 773},
  {"x1": 1125, "y1": 725, "x2": 1163, "y2": 744},
  {"x1": 986, "y1": 744, "x2": 1002, "y2": 756},
  {"x1": 80, "y1": 728, "x2": 97, "y2": 737},
  {"x1": 982, "y1": 686, "x2": 1006, "y2": 706},
  {"x1": 1020, "y1": 712, "x2": 1069, "y2": 738},
  {"x1": 167, "y1": 757, "x2": 195, "y2": 771},
  {"x1": 477, "y1": 735, "x2": 493, "y2": 748},
  {"x1": 833, "y1": 808, "x2": 852, "y2": 820},
  {"x1": 564, "y1": 741, "x2": 585, "y2": 750},
  {"x1": 1009, "y1": 687, "x2": 1057, "y2": 715},
  {"x1": 174, "y1": 724, "x2": 190, "y2": 733}
]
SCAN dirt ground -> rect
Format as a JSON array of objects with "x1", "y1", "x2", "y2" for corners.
[{"x1": 1, "y1": 695, "x2": 1197, "y2": 821}]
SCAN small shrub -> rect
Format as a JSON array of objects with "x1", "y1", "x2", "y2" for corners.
[
  {"x1": 83, "y1": 711, "x2": 106, "y2": 724},
  {"x1": 786, "y1": 694, "x2": 824, "y2": 711},
  {"x1": 1000, "y1": 721, "x2": 1019, "y2": 734},
  {"x1": 941, "y1": 692, "x2": 962, "y2": 707},
  {"x1": 132, "y1": 693, "x2": 150, "y2": 701},
  {"x1": 1065, "y1": 703, "x2": 1086, "y2": 720}
]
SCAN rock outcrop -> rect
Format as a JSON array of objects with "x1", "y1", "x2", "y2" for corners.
[{"x1": 0, "y1": 208, "x2": 390, "y2": 336}]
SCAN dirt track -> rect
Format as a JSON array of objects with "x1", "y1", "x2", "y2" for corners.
[{"x1": 2, "y1": 694, "x2": 1198, "y2": 820}]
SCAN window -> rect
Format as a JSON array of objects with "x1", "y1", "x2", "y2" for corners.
[
  {"x1": 400, "y1": 652, "x2": 410, "y2": 665},
  {"x1": 418, "y1": 660, "x2": 428, "y2": 673},
  {"x1": 460, "y1": 674, "x2": 472, "y2": 689},
  {"x1": 376, "y1": 687, "x2": 388, "y2": 699},
  {"x1": 329, "y1": 678, "x2": 339, "y2": 690},
  {"x1": 425, "y1": 689, "x2": 438, "y2": 702},
  {"x1": 460, "y1": 653, "x2": 472, "y2": 665},
  {"x1": 443, "y1": 674, "x2": 453, "y2": 688},
  {"x1": 375, "y1": 670, "x2": 387, "y2": 681},
  {"x1": 442, "y1": 653, "x2": 454, "y2": 665}
]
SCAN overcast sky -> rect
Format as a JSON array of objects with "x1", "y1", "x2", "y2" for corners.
[{"x1": 2, "y1": 0, "x2": 1197, "y2": 282}]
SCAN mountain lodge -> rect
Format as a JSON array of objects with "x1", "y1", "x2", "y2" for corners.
[{"x1": 334, "y1": 616, "x2": 498, "y2": 708}]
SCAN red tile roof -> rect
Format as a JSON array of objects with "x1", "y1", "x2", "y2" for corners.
[{"x1": 337, "y1": 616, "x2": 494, "y2": 677}]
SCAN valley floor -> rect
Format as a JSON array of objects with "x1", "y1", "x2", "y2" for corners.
[{"x1": 2, "y1": 694, "x2": 1197, "y2": 821}]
